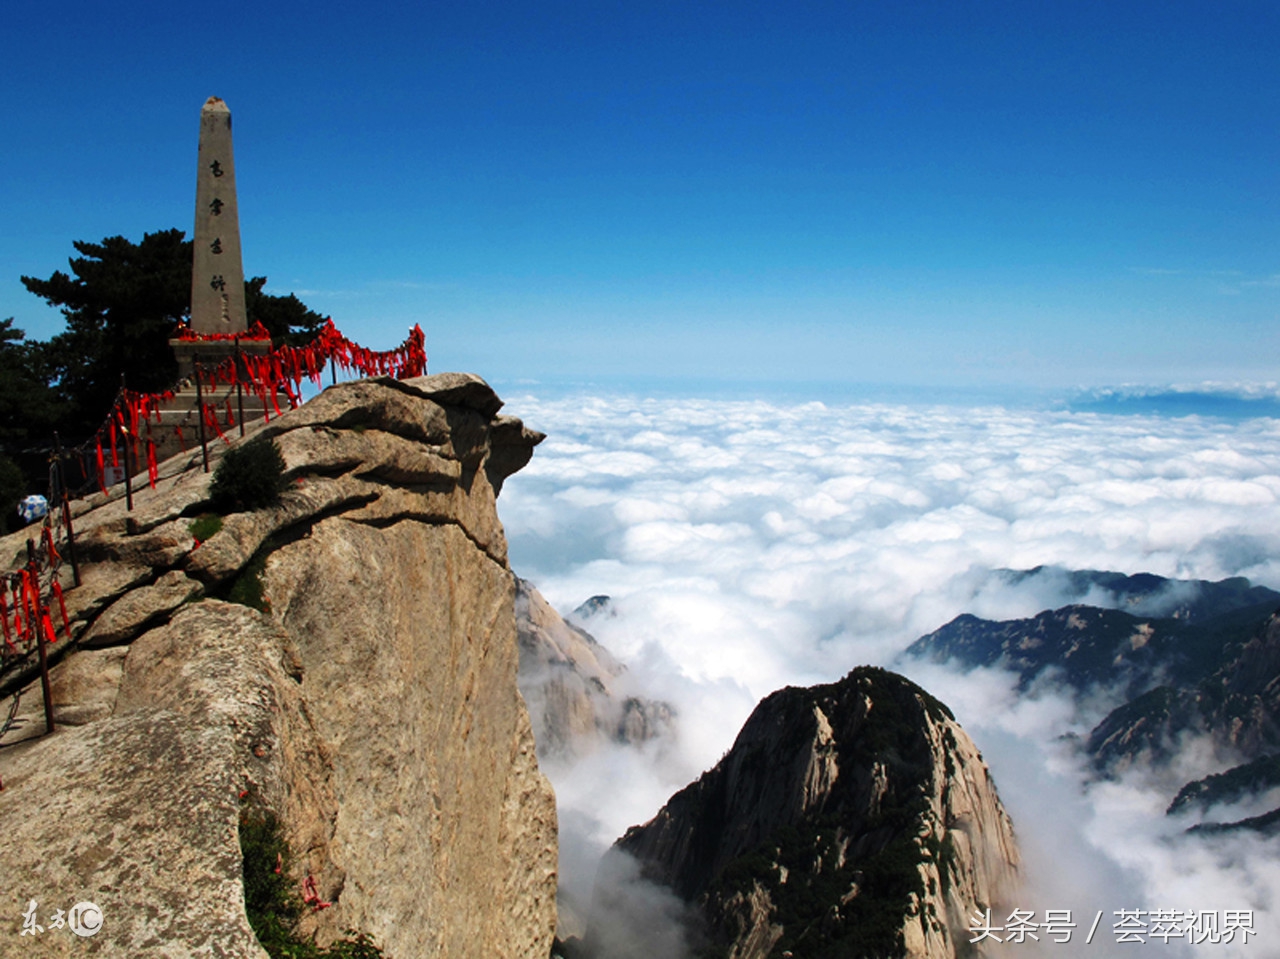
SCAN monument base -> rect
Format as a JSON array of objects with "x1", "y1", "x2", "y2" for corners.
[{"x1": 169, "y1": 338, "x2": 271, "y2": 381}]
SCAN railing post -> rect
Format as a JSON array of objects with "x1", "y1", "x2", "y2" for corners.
[
  {"x1": 27, "y1": 540, "x2": 55, "y2": 737},
  {"x1": 194, "y1": 354, "x2": 210, "y2": 473},
  {"x1": 120, "y1": 374, "x2": 134, "y2": 512},
  {"x1": 235, "y1": 337, "x2": 246, "y2": 437},
  {"x1": 52, "y1": 432, "x2": 81, "y2": 588}
]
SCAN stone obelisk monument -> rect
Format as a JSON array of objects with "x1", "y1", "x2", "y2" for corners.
[
  {"x1": 171, "y1": 97, "x2": 267, "y2": 380},
  {"x1": 190, "y1": 96, "x2": 247, "y2": 334}
]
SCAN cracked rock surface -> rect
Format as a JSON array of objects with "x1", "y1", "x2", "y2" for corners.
[{"x1": 0, "y1": 373, "x2": 555, "y2": 959}]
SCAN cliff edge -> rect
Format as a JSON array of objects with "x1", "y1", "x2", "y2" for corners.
[{"x1": 0, "y1": 373, "x2": 557, "y2": 958}]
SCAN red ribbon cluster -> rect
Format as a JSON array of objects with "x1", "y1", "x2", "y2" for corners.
[
  {"x1": 301, "y1": 875, "x2": 332, "y2": 910},
  {"x1": 191, "y1": 320, "x2": 427, "y2": 424},
  {"x1": 173, "y1": 320, "x2": 273, "y2": 342},
  {"x1": 79, "y1": 320, "x2": 427, "y2": 496},
  {"x1": 0, "y1": 557, "x2": 71, "y2": 657},
  {"x1": 87, "y1": 389, "x2": 176, "y2": 493}
]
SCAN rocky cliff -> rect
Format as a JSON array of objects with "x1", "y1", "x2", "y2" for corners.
[
  {"x1": 594, "y1": 666, "x2": 1019, "y2": 959},
  {"x1": 0, "y1": 373, "x2": 557, "y2": 958},
  {"x1": 515, "y1": 578, "x2": 673, "y2": 765}
]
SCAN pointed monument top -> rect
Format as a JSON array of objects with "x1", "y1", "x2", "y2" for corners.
[{"x1": 189, "y1": 95, "x2": 246, "y2": 335}]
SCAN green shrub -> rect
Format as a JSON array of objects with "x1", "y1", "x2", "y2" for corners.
[
  {"x1": 240, "y1": 808, "x2": 302, "y2": 954},
  {"x1": 188, "y1": 513, "x2": 224, "y2": 541},
  {"x1": 0, "y1": 456, "x2": 26, "y2": 535},
  {"x1": 210, "y1": 436, "x2": 288, "y2": 513},
  {"x1": 240, "y1": 806, "x2": 386, "y2": 959}
]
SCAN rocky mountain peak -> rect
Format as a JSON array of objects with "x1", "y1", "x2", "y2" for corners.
[{"x1": 591, "y1": 666, "x2": 1019, "y2": 959}]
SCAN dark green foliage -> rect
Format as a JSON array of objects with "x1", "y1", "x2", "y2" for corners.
[
  {"x1": 0, "y1": 317, "x2": 66, "y2": 530},
  {"x1": 245, "y1": 277, "x2": 329, "y2": 347},
  {"x1": 21, "y1": 230, "x2": 191, "y2": 437},
  {"x1": 0, "y1": 318, "x2": 63, "y2": 451},
  {"x1": 210, "y1": 436, "x2": 288, "y2": 513},
  {"x1": 314, "y1": 933, "x2": 386, "y2": 959},
  {"x1": 240, "y1": 806, "x2": 386, "y2": 959},
  {"x1": 241, "y1": 808, "x2": 303, "y2": 952},
  {"x1": 4, "y1": 229, "x2": 326, "y2": 528},
  {"x1": 0, "y1": 455, "x2": 27, "y2": 535},
  {"x1": 1169, "y1": 754, "x2": 1280, "y2": 815},
  {"x1": 188, "y1": 513, "x2": 224, "y2": 542},
  {"x1": 705, "y1": 813, "x2": 934, "y2": 958},
  {"x1": 18, "y1": 231, "x2": 327, "y2": 444}
]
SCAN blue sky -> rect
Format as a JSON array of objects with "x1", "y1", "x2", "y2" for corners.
[{"x1": 3, "y1": 1, "x2": 1277, "y2": 394}]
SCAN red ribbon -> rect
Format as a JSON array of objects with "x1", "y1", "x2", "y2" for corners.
[
  {"x1": 174, "y1": 320, "x2": 272, "y2": 342},
  {"x1": 19, "y1": 570, "x2": 37, "y2": 642},
  {"x1": 8, "y1": 578, "x2": 21, "y2": 641},
  {"x1": 41, "y1": 609, "x2": 57, "y2": 645},
  {"x1": 72, "y1": 319, "x2": 428, "y2": 486},
  {"x1": 42, "y1": 527, "x2": 60, "y2": 565},
  {"x1": 51, "y1": 580, "x2": 71, "y2": 641},
  {"x1": 0, "y1": 583, "x2": 13, "y2": 652},
  {"x1": 203, "y1": 403, "x2": 230, "y2": 444},
  {"x1": 147, "y1": 439, "x2": 158, "y2": 489},
  {"x1": 301, "y1": 875, "x2": 331, "y2": 910}
]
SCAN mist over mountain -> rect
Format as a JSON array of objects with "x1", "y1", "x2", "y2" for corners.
[
  {"x1": 1067, "y1": 386, "x2": 1280, "y2": 420},
  {"x1": 904, "y1": 570, "x2": 1280, "y2": 792},
  {"x1": 500, "y1": 392, "x2": 1280, "y2": 957},
  {"x1": 898, "y1": 566, "x2": 1280, "y2": 954},
  {"x1": 516, "y1": 577, "x2": 673, "y2": 763},
  {"x1": 907, "y1": 570, "x2": 1280, "y2": 701}
]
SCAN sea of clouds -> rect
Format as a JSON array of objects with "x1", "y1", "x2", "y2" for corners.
[{"x1": 498, "y1": 391, "x2": 1280, "y2": 955}]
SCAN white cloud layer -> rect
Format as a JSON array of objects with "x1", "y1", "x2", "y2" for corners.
[{"x1": 499, "y1": 392, "x2": 1280, "y2": 952}]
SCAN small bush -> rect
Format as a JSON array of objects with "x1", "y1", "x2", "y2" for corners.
[
  {"x1": 210, "y1": 436, "x2": 288, "y2": 513},
  {"x1": 189, "y1": 513, "x2": 224, "y2": 541},
  {"x1": 240, "y1": 806, "x2": 386, "y2": 959},
  {"x1": 241, "y1": 808, "x2": 302, "y2": 953}
]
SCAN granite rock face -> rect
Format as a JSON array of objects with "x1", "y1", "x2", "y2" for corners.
[
  {"x1": 515, "y1": 578, "x2": 673, "y2": 764},
  {"x1": 598, "y1": 667, "x2": 1020, "y2": 959},
  {"x1": 0, "y1": 373, "x2": 556, "y2": 958}
]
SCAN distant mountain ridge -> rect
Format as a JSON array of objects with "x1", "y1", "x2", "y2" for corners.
[
  {"x1": 907, "y1": 570, "x2": 1280, "y2": 695},
  {"x1": 1168, "y1": 754, "x2": 1280, "y2": 815},
  {"x1": 1086, "y1": 609, "x2": 1280, "y2": 773},
  {"x1": 904, "y1": 568, "x2": 1280, "y2": 836}
]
